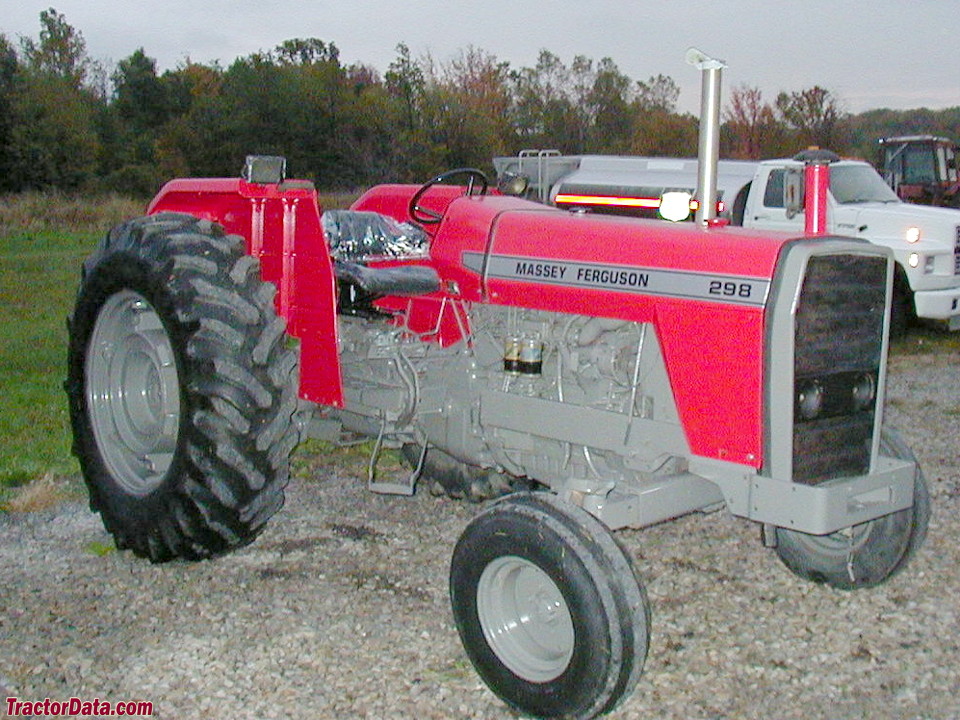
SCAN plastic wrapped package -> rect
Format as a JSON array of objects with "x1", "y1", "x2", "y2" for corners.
[{"x1": 322, "y1": 210, "x2": 429, "y2": 261}]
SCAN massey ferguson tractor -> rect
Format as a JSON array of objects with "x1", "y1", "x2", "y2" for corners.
[{"x1": 64, "y1": 55, "x2": 929, "y2": 719}]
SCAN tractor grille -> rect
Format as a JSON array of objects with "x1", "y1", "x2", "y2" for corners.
[{"x1": 792, "y1": 255, "x2": 887, "y2": 484}]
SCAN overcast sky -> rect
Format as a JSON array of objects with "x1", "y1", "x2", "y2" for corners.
[{"x1": 3, "y1": 0, "x2": 958, "y2": 116}]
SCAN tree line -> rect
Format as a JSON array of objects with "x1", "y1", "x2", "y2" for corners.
[{"x1": 2, "y1": 9, "x2": 959, "y2": 197}]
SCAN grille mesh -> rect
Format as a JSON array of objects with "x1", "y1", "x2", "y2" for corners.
[{"x1": 792, "y1": 255, "x2": 887, "y2": 484}]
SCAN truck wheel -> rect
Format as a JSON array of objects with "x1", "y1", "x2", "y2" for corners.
[
  {"x1": 65, "y1": 213, "x2": 300, "y2": 562},
  {"x1": 400, "y1": 444, "x2": 526, "y2": 501},
  {"x1": 774, "y1": 429, "x2": 929, "y2": 589},
  {"x1": 450, "y1": 493, "x2": 650, "y2": 719}
]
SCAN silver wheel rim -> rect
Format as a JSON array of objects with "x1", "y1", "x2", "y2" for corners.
[
  {"x1": 476, "y1": 555, "x2": 575, "y2": 683},
  {"x1": 86, "y1": 290, "x2": 181, "y2": 496}
]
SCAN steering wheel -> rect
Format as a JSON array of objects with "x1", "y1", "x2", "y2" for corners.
[{"x1": 408, "y1": 168, "x2": 490, "y2": 225}]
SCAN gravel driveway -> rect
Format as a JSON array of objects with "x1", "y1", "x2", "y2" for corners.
[{"x1": 1, "y1": 348, "x2": 958, "y2": 720}]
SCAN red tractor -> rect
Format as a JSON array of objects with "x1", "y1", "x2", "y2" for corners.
[
  {"x1": 880, "y1": 134, "x2": 960, "y2": 208},
  {"x1": 64, "y1": 153, "x2": 929, "y2": 718}
]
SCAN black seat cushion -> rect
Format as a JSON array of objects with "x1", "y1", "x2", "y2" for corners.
[{"x1": 334, "y1": 261, "x2": 440, "y2": 297}]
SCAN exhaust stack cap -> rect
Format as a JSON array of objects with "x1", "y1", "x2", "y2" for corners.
[
  {"x1": 686, "y1": 47, "x2": 726, "y2": 71},
  {"x1": 794, "y1": 148, "x2": 840, "y2": 165}
]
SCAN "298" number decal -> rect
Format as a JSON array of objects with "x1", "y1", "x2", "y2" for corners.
[{"x1": 708, "y1": 280, "x2": 753, "y2": 298}]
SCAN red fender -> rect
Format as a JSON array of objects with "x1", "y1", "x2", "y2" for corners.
[{"x1": 148, "y1": 178, "x2": 343, "y2": 407}]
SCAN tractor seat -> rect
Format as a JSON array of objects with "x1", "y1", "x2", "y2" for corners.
[
  {"x1": 333, "y1": 262, "x2": 440, "y2": 297},
  {"x1": 322, "y1": 210, "x2": 439, "y2": 297},
  {"x1": 322, "y1": 210, "x2": 429, "y2": 261}
]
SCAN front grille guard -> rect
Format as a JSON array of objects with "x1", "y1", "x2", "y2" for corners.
[
  {"x1": 678, "y1": 237, "x2": 916, "y2": 535},
  {"x1": 764, "y1": 237, "x2": 890, "y2": 485}
]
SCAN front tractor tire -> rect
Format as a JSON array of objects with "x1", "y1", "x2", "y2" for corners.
[
  {"x1": 66, "y1": 213, "x2": 300, "y2": 562},
  {"x1": 450, "y1": 493, "x2": 651, "y2": 720},
  {"x1": 774, "y1": 429, "x2": 929, "y2": 589}
]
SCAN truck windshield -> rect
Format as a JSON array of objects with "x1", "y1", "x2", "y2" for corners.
[{"x1": 831, "y1": 165, "x2": 900, "y2": 204}]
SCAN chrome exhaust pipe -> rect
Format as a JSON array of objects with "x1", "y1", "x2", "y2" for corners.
[{"x1": 687, "y1": 48, "x2": 726, "y2": 226}]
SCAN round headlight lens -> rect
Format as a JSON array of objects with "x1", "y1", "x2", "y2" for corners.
[
  {"x1": 852, "y1": 373, "x2": 876, "y2": 411},
  {"x1": 797, "y1": 380, "x2": 824, "y2": 420}
]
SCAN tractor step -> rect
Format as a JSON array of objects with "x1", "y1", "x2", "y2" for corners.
[{"x1": 366, "y1": 425, "x2": 425, "y2": 496}]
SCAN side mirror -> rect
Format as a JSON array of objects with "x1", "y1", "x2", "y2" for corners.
[{"x1": 784, "y1": 168, "x2": 805, "y2": 219}]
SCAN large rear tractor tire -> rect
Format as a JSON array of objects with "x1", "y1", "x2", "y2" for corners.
[
  {"x1": 65, "y1": 213, "x2": 300, "y2": 562},
  {"x1": 774, "y1": 429, "x2": 929, "y2": 589},
  {"x1": 450, "y1": 493, "x2": 651, "y2": 719}
]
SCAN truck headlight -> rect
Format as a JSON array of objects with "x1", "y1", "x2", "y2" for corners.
[
  {"x1": 908, "y1": 252, "x2": 920, "y2": 268},
  {"x1": 906, "y1": 226, "x2": 921, "y2": 243},
  {"x1": 659, "y1": 191, "x2": 692, "y2": 222}
]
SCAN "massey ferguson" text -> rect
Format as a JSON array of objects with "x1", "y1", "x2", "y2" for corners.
[{"x1": 513, "y1": 261, "x2": 650, "y2": 289}]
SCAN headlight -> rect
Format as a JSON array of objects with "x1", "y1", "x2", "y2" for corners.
[
  {"x1": 851, "y1": 373, "x2": 876, "y2": 412},
  {"x1": 908, "y1": 252, "x2": 920, "y2": 268},
  {"x1": 498, "y1": 172, "x2": 529, "y2": 196},
  {"x1": 906, "y1": 226, "x2": 921, "y2": 243},
  {"x1": 659, "y1": 191, "x2": 692, "y2": 222},
  {"x1": 796, "y1": 371, "x2": 878, "y2": 422},
  {"x1": 796, "y1": 380, "x2": 824, "y2": 420}
]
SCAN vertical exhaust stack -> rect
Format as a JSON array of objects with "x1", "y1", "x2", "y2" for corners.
[
  {"x1": 687, "y1": 48, "x2": 727, "y2": 226},
  {"x1": 794, "y1": 148, "x2": 840, "y2": 235}
]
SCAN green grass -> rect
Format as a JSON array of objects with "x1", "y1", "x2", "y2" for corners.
[
  {"x1": 0, "y1": 228, "x2": 95, "y2": 487},
  {"x1": 0, "y1": 192, "x2": 144, "y2": 493},
  {"x1": 889, "y1": 324, "x2": 960, "y2": 356}
]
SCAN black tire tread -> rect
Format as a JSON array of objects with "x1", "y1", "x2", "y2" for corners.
[
  {"x1": 491, "y1": 493, "x2": 650, "y2": 718},
  {"x1": 451, "y1": 492, "x2": 650, "y2": 719},
  {"x1": 66, "y1": 212, "x2": 300, "y2": 562},
  {"x1": 774, "y1": 428, "x2": 929, "y2": 589}
]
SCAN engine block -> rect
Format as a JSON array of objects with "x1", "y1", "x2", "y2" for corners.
[{"x1": 337, "y1": 304, "x2": 688, "y2": 501}]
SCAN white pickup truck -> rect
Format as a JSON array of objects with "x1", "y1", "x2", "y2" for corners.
[{"x1": 494, "y1": 153, "x2": 960, "y2": 333}]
